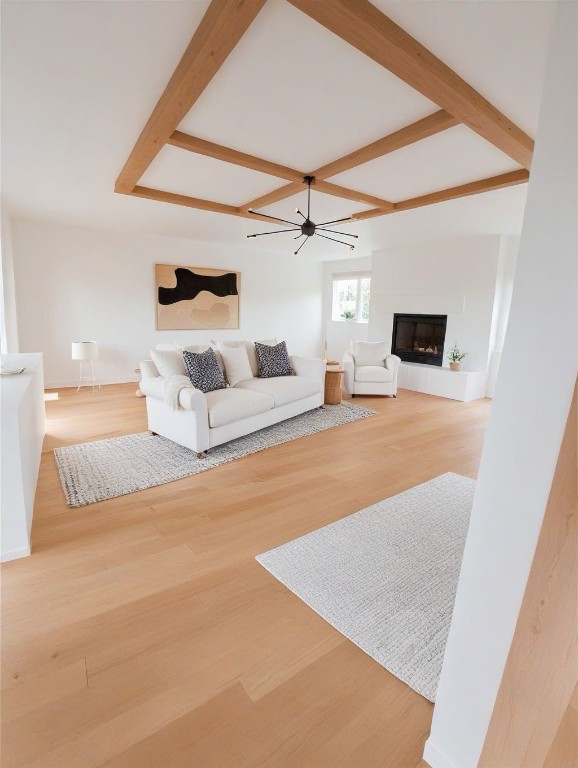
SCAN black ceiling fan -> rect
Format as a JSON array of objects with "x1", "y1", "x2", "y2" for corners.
[{"x1": 247, "y1": 175, "x2": 358, "y2": 255}]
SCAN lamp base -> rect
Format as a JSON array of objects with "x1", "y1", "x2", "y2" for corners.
[{"x1": 77, "y1": 360, "x2": 100, "y2": 391}]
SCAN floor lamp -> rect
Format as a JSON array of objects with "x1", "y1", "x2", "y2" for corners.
[{"x1": 71, "y1": 341, "x2": 99, "y2": 391}]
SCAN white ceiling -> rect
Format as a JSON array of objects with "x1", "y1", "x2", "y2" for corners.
[{"x1": 1, "y1": 0, "x2": 556, "y2": 260}]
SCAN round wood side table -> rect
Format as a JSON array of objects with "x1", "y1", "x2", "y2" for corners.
[{"x1": 324, "y1": 365, "x2": 344, "y2": 405}]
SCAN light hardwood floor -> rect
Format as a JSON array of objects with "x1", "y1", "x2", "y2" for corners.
[{"x1": 2, "y1": 384, "x2": 491, "y2": 768}]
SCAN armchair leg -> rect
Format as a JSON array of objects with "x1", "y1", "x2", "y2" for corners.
[
  {"x1": 351, "y1": 394, "x2": 355, "y2": 398},
  {"x1": 196, "y1": 452, "x2": 207, "y2": 459},
  {"x1": 151, "y1": 431, "x2": 158, "y2": 436}
]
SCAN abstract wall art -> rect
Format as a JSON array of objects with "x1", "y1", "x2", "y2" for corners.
[{"x1": 155, "y1": 264, "x2": 240, "y2": 330}]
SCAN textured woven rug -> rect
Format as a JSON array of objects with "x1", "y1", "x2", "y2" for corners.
[
  {"x1": 256, "y1": 472, "x2": 475, "y2": 702},
  {"x1": 54, "y1": 402, "x2": 375, "y2": 508}
]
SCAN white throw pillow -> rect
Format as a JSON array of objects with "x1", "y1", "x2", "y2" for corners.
[
  {"x1": 351, "y1": 340, "x2": 387, "y2": 367},
  {"x1": 217, "y1": 339, "x2": 277, "y2": 377},
  {"x1": 150, "y1": 349, "x2": 186, "y2": 378},
  {"x1": 219, "y1": 344, "x2": 254, "y2": 387}
]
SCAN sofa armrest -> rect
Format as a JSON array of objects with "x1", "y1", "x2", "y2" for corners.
[
  {"x1": 290, "y1": 355, "x2": 326, "y2": 388},
  {"x1": 342, "y1": 350, "x2": 355, "y2": 394},
  {"x1": 140, "y1": 360, "x2": 159, "y2": 379},
  {"x1": 385, "y1": 354, "x2": 402, "y2": 379}
]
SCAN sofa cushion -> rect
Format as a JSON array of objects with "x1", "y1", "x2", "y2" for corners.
[
  {"x1": 217, "y1": 339, "x2": 277, "y2": 377},
  {"x1": 354, "y1": 365, "x2": 394, "y2": 383},
  {"x1": 219, "y1": 344, "x2": 253, "y2": 387},
  {"x1": 236, "y1": 375, "x2": 320, "y2": 406},
  {"x1": 255, "y1": 340, "x2": 292, "y2": 378},
  {"x1": 205, "y1": 388, "x2": 274, "y2": 428},
  {"x1": 150, "y1": 349, "x2": 186, "y2": 378},
  {"x1": 351, "y1": 340, "x2": 387, "y2": 367},
  {"x1": 183, "y1": 349, "x2": 227, "y2": 394}
]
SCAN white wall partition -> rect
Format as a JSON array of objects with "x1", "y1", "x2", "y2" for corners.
[
  {"x1": 369, "y1": 235, "x2": 502, "y2": 374},
  {"x1": 424, "y1": 4, "x2": 577, "y2": 766},
  {"x1": 1, "y1": 353, "x2": 45, "y2": 561},
  {"x1": 10, "y1": 220, "x2": 324, "y2": 388}
]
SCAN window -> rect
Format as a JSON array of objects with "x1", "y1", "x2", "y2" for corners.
[{"x1": 332, "y1": 273, "x2": 371, "y2": 322}]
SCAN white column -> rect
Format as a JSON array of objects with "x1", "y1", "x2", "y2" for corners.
[{"x1": 424, "y1": 4, "x2": 577, "y2": 767}]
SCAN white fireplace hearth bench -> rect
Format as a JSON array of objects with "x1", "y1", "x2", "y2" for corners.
[{"x1": 139, "y1": 341, "x2": 325, "y2": 456}]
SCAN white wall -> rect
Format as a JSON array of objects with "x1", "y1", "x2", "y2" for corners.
[
  {"x1": 322, "y1": 255, "x2": 372, "y2": 362},
  {"x1": 10, "y1": 219, "x2": 324, "y2": 387},
  {"x1": 425, "y1": 4, "x2": 577, "y2": 767},
  {"x1": 369, "y1": 235, "x2": 502, "y2": 373}
]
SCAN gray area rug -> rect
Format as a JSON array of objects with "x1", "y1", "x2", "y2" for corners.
[
  {"x1": 54, "y1": 402, "x2": 375, "y2": 508},
  {"x1": 256, "y1": 472, "x2": 475, "y2": 702}
]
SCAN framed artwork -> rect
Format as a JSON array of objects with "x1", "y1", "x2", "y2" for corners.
[{"x1": 155, "y1": 264, "x2": 240, "y2": 330}]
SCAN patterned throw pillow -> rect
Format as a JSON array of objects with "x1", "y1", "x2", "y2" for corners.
[
  {"x1": 255, "y1": 341, "x2": 292, "y2": 378},
  {"x1": 182, "y1": 349, "x2": 227, "y2": 393}
]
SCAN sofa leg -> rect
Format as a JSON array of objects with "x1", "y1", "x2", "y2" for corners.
[
  {"x1": 351, "y1": 393, "x2": 355, "y2": 398},
  {"x1": 196, "y1": 452, "x2": 207, "y2": 459},
  {"x1": 151, "y1": 431, "x2": 158, "y2": 436},
  {"x1": 393, "y1": 394, "x2": 397, "y2": 398}
]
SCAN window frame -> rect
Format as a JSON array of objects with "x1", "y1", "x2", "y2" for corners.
[{"x1": 331, "y1": 271, "x2": 371, "y2": 323}]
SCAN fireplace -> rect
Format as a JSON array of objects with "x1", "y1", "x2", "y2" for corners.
[{"x1": 392, "y1": 314, "x2": 447, "y2": 366}]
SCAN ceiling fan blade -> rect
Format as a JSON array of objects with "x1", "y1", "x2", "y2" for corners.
[
  {"x1": 316, "y1": 232, "x2": 355, "y2": 250},
  {"x1": 316, "y1": 227, "x2": 358, "y2": 238},
  {"x1": 247, "y1": 228, "x2": 301, "y2": 238},
  {"x1": 294, "y1": 236, "x2": 309, "y2": 256},
  {"x1": 315, "y1": 216, "x2": 354, "y2": 227},
  {"x1": 247, "y1": 210, "x2": 298, "y2": 227}
]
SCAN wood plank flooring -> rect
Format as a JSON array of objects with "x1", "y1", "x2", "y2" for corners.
[{"x1": 1, "y1": 384, "x2": 491, "y2": 767}]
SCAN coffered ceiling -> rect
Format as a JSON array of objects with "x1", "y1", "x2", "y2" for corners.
[{"x1": 1, "y1": 0, "x2": 556, "y2": 259}]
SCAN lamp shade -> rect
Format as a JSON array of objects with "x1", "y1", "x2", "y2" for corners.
[{"x1": 71, "y1": 341, "x2": 99, "y2": 361}]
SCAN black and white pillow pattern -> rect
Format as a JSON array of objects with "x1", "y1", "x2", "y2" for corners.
[
  {"x1": 182, "y1": 349, "x2": 227, "y2": 393},
  {"x1": 255, "y1": 341, "x2": 292, "y2": 378}
]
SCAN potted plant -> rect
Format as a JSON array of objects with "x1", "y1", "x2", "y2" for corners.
[
  {"x1": 341, "y1": 309, "x2": 356, "y2": 321},
  {"x1": 447, "y1": 344, "x2": 467, "y2": 371}
]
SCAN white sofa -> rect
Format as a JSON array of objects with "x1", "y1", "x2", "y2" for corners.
[
  {"x1": 343, "y1": 341, "x2": 401, "y2": 398},
  {"x1": 139, "y1": 343, "x2": 325, "y2": 455}
]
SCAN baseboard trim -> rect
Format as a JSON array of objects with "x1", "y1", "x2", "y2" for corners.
[
  {"x1": 423, "y1": 739, "x2": 458, "y2": 768},
  {"x1": 1, "y1": 545, "x2": 31, "y2": 562},
  {"x1": 45, "y1": 375, "x2": 140, "y2": 389}
]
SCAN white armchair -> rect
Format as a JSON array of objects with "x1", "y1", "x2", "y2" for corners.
[{"x1": 343, "y1": 341, "x2": 401, "y2": 398}]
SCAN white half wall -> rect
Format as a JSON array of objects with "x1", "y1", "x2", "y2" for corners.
[
  {"x1": 369, "y1": 235, "x2": 503, "y2": 373},
  {"x1": 425, "y1": 4, "x2": 577, "y2": 767},
  {"x1": 10, "y1": 220, "x2": 324, "y2": 387}
]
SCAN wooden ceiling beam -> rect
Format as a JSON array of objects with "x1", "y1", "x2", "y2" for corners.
[
  {"x1": 313, "y1": 109, "x2": 459, "y2": 179},
  {"x1": 127, "y1": 186, "x2": 277, "y2": 224},
  {"x1": 114, "y1": 0, "x2": 267, "y2": 194},
  {"x1": 314, "y1": 180, "x2": 393, "y2": 211},
  {"x1": 167, "y1": 131, "x2": 305, "y2": 183},
  {"x1": 237, "y1": 110, "x2": 457, "y2": 212},
  {"x1": 287, "y1": 0, "x2": 534, "y2": 169},
  {"x1": 241, "y1": 182, "x2": 304, "y2": 212},
  {"x1": 351, "y1": 169, "x2": 530, "y2": 221},
  {"x1": 240, "y1": 179, "x2": 393, "y2": 214}
]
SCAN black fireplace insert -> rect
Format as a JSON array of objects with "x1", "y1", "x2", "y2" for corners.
[{"x1": 391, "y1": 313, "x2": 447, "y2": 366}]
